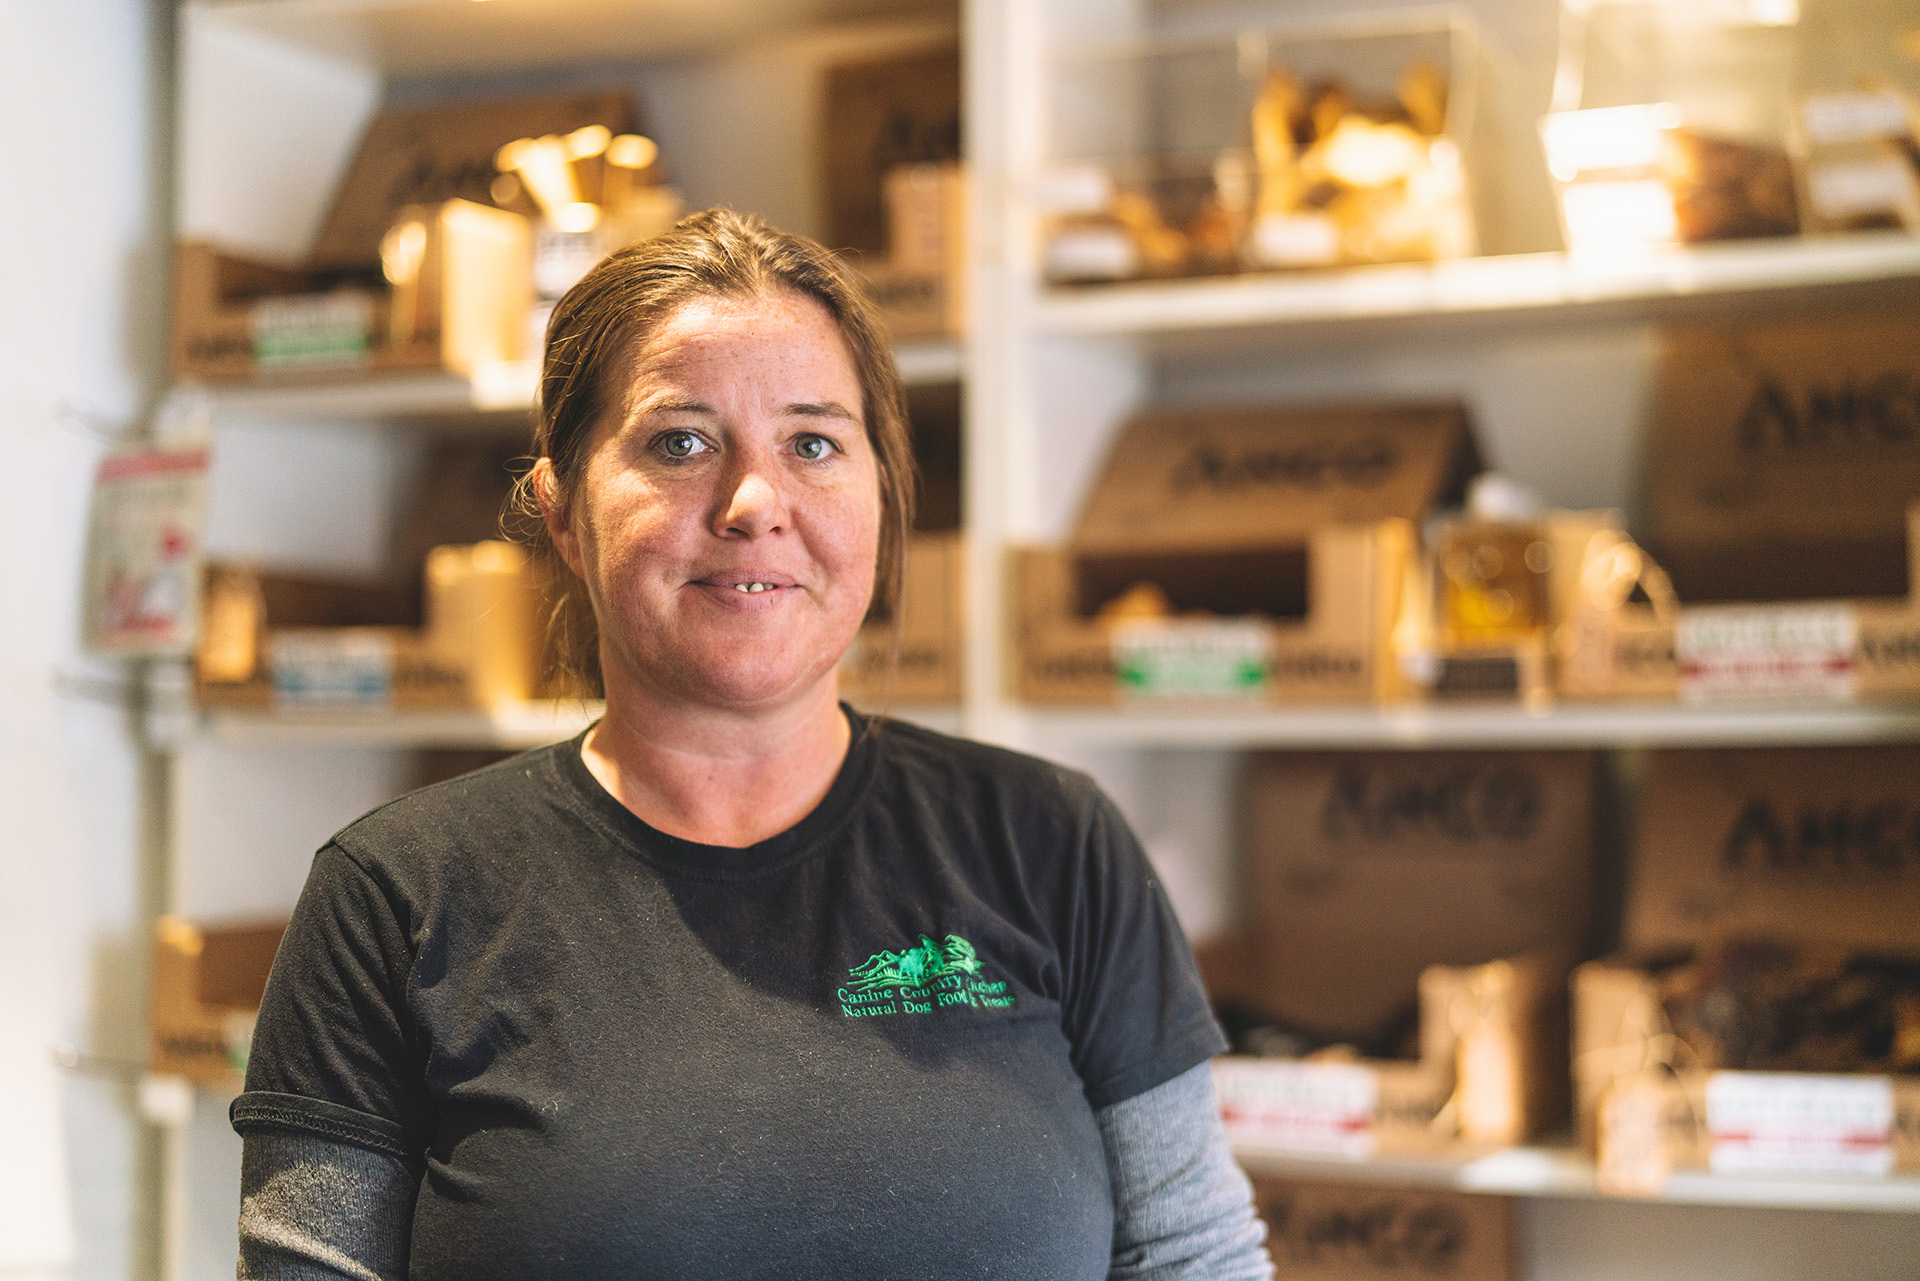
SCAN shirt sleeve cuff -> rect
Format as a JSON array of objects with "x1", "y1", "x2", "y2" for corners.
[{"x1": 231, "y1": 1090, "x2": 422, "y2": 1170}]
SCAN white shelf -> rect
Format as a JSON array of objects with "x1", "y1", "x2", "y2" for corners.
[
  {"x1": 1232, "y1": 1141, "x2": 1920, "y2": 1212},
  {"x1": 1022, "y1": 699, "x2": 1920, "y2": 750},
  {"x1": 1036, "y1": 233, "x2": 1920, "y2": 339},
  {"x1": 161, "y1": 699, "x2": 603, "y2": 750},
  {"x1": 150, "y1": 698, "x2": 960, "y2": 749},
  {"x1": 184, "y1": 340, "x2": 962, "y2": 424},
  {"x1": 189, "y1": 0, "x2": 954, "y2": 76}
]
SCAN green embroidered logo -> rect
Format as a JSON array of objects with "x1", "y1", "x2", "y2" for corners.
[{"x1": 838, "y1": 933, "x2": 1017, "y2": 1018}]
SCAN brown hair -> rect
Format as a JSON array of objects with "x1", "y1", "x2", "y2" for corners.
[{"x1": 510, "y1": 207, "x2": 916, "y2": 695}]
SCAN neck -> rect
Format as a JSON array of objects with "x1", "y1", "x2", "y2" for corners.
[{"x1": 580, "y1": 668, "x2": 853, "y2": 848}]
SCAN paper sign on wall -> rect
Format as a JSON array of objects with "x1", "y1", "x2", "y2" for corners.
[{"x1": 82, "y1": 443, "x2": 211, "y2": 656}]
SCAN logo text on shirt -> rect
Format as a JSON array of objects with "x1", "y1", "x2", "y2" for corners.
[{"x1": 838, "y1": 933, "x2": 1016, "y2": 1018}]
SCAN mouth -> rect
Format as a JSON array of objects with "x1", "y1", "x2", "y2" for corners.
[{"x1": 693, "y1": 572, "x2": 798, "y2": 598}]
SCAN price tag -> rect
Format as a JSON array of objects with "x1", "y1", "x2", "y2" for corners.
[
  {"x1": 1044, "y1": 227, "x2": 1138, "y2": 282},
  {"x1": 270, "y1": 630, "x2": 396, "y2": 706},
  {"x1": 1706, "y1": 1072, "x2": 1895, "y2": 1177},
  {"x1": 1114, "y1": 620, "x2": 1269, "y2": 699},
  {"x1": 1808, "y1": 159, "x2": 1916, "y2": 220},
  {"x1": 1801, "y1": 92, "x2": 1912, "y2": 144},
  {"x1": 1677, "y1": 603, "x2": 1856, "y2": 701},
  {"x1": 251, "y1": 293, "x2": 372, "y2": 368},
  {"x1": 1214, "y1": 1059, "x2": 1378, "y2": 1157}
]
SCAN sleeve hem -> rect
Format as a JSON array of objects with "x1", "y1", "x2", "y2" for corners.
[
  {"x1": 1082, "y1": 1014, "x2": 1230, "y2": 1113},
  {"x1": 231, "y1": 1090, "x2": 422, "y2": 1170}
]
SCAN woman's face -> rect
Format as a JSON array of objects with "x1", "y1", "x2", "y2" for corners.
[{"x1": 549, "y1": 289, "x2": 881, "y2": 714}]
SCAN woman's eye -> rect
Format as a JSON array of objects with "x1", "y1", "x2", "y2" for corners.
[
  {"x1": 794, "y1": 434, "x2": 836, "y2": 461},
  {"x1": 658, "y1": 431, "x2": 706, "y2": 459}
]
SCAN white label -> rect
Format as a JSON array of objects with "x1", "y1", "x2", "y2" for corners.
[
  {"x1": 533, "y1": 226, "x2": 604, "y2": 299},
  {"x1": 1248, "y1": 212, "x2": 1340, "y2": 267},
  {"x1": 1113, "y1": 620, "x2": 1269, "y2": 699},
  {"x1": 251, "y1": 293, "x2": 371, "y2": 368},
  {"x1": 1044, "y1": 226, "x2": 1137, "y2": 281},
  {"x1": 1677, "y1": 603, "x2": 1856, "y2": 701},
  {"x1": 1809, "y1": 159, "x2": 1916, "y2": 219},
  {"x1": 1706, "y1": 1072, "x2": 1895, "y2": 1176},
  {"x1": 1802, "y1": 92, "x2": 1911, "y2": 145},
  {"x1": 270, "y1": 630, "x2": 395, "y2": 706},
  {"x1": 1214, "y1": 1059, "x2": 1378, "y2": 1157},
  {"x1": 1031, "y1": 164, "x2": 1114, "y2": 215}
]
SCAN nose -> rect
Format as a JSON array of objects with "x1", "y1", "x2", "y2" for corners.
[{"x1": 715, "y1": 462, "x2": 787, "y2": 539}]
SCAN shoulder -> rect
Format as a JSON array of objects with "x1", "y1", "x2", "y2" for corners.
[
  {"x1": 862, "y1": 717, "x2": 1113, "y2": 845},
  {"x1": 324, "y1": 741, "x2": 577, "y2": 887}
]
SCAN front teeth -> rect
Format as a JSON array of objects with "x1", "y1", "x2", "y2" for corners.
[{"x1": 733, "y1": 582, "x2": 774, "y2": 593}]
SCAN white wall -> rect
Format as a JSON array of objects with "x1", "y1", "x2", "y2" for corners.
[{"x1": 0, "y1": 1, "x2": 166, "y2": 1277}]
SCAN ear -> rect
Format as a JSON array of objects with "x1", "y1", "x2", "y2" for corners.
[{"x1": 533, "y1": 458, "x2": 585, "y2": 577}]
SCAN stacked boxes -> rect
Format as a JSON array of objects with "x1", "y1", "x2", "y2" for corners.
[
  {"x1": 1015, "y1": 404, "x2": 1478, "y2": 706},
  {"x1": 196, "y1": 541, "x2": 543, "y2": 711},
  {"x1": 149, "y1": 917, "x2": 285, "y2": 1086},
  {"x1": 1575, "y1": 747, "x2": 1920, "y2": 1192},
  {"x1": 1212, "y1": 750, "x2": 1597, "y2": 1155}
]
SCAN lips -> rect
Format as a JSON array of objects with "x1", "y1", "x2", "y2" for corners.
[{"x1": 693, "y1": 571, "x2": 798, "y2": 597}]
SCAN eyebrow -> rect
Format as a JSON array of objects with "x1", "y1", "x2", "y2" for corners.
[
  {"x1": 628, "y1": 394, "x2": 858, "y2": 422},
  {"x1": 787, "y1": 401, "x2": 859, "y2": 422}
]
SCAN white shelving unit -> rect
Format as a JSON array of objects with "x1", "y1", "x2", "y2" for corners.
[
  {"x1": 152, "y1": 0, "x2": 1920, "y2": 1277},
  {"x1": 158, "y1": 3, "x2": 968, "y2": 1279},
  {"x1": 1232, "y1": 1142, "x2": 1920, "y2": 1213},
  {"x1": 959, "y1": 1, "x2": 1920, "y2": 1278},
  {"x1": 1036, "y1": 232, "x2": 1920, "y2": 337}
]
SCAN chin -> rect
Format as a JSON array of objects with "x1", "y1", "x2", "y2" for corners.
[{"x1": 654, "y1": 644, "x2": 847, "y2": 713}]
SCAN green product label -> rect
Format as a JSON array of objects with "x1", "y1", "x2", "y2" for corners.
[
  {"x1": 837, "y1": 933, "x2": 1016, "y2": 1019},
  {"x1": 1112, "y1": 621, "x2": 1271, "y2": 698}
]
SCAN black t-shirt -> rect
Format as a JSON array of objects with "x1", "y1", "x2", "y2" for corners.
[{"x1": 233, "y1": 713, "x2": 1225, "y2": 1280}]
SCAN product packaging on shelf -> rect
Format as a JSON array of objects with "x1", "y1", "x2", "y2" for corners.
[
  {"x1": 172, "y1": 90, "x2": 660, "y2": 384},
  {"x1": 838, "y1": 533, "x2": 964, "y2": 707},
  {"x1": 1580, "y1": 312, "x2": 1920, "y2": 702},
  {"x1": 1401, "y1": 505, "x2": 1630, "y2": 705},
  {"x1": 195, "y1": 541, "x2": 543, "y2": 711},
  {"x1": 1013, "y1": 403, "x2": 1478, "y2": 706},
  {"x1": 1040, "y1": 13, "x2": 1500, "y2": 284},
  {"x1": 1574, "y1": 747, "x2": 1920, "y2": 1193},
  {"x1": 1790, "y1": 0, "x2": 1920, "y2": 235},
  {"x1": 1246, "y1": 1175, "x2": 1514, "y2": 1281},
  {"x1": 1540, "y1": 0, "x2": 1801, "y2": 252},
  {"x1": 174, "y1": 198, "x2": 532, "y2": 382},
  {"x1": 149, "y1": 916, "x2": 286, "y2": 1087},
  {"x1": 1647, "y1": 313, "x2": 1920, "y2": 604},
  {"x1": 849, "y1": 162, "x2": 968, "y2": 342},
  {"x1": 1208, "y1": 749, "x2": 1596, "y2": 1155}
]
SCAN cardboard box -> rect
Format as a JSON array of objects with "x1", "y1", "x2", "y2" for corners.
[
  {"x1": 1247, "y1": 1177, "x2": 1513, "y2": 1281},
  {"x1": 1625, "y1": 747, "x2": 1920, "y2": 955},
  {"x1": 1559, "y1": 507, "x2": 1920, "y2": 703},
  {"x1": 839, "y1": 532, "x2": 963, "y2": 707},
  {"x1": 848, "y1": 162, "x2": 967, "y2": 342},
  {"x1": 309, "y1": 90, "x2": 635, "y2": 272},
  {"x1": 1575, "y1": 746, "x2": 1920, "y2": 1185},
  {"x1": 1645, "y1": 313, "x2": 1920, "y2": 603},
  {"x1": 173, "y1": 200, "x2": 531, "y2": 382},
  {"x1": 1552, "y1": 521, "x2": 1681, "y2": 702},
  {"x1": 196, "y1": 541, "x2": 541, "y2": 710},
  {"x1": 820, "y1": 45, "x2": 961, "y2": 256},
  {"x1": 1213, "y1": 949, "x2": 1568, "y2": 1154},
  {"x1": 1242, "y1": 750, "x2": 1597, "y2": 1039},
  {"x1": 1014, "y1": 404, "x2": 1479, "y2": 706},
  {"x1": 149, "y1": 916, "x2": 285, "y2": 1086}
]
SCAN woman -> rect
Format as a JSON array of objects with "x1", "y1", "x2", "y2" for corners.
[{"x1": 233, "y1": 209, "x2": 1271, "y2": 1279}]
